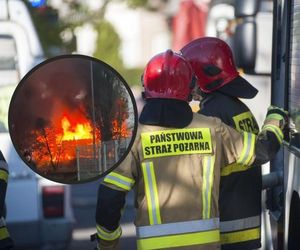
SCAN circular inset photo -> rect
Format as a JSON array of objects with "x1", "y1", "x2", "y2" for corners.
[{"x1": 9, "y1": 55, "x2": 138, "y2": 184}]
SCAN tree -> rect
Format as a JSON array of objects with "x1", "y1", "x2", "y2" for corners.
[
  {"x1": 27, "y1": 0, "x2": 150, "y2": 84},
  {"x1": 84, "y1": 61, "x2": 130, "y2": 142}
]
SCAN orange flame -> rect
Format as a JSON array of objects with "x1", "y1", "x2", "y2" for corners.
[
  {"x1": 31, "y1": 111, "x2": 98, "y2": 170},
  {"x1": 112, "y1": 119, "x2": 131, "y2": 138},
  {"x1": 30, "y1": 107, "x2": 130, "y2": 171},
  {"x1": 60, "y1": 116, "x2": 93, "y2": 141}
]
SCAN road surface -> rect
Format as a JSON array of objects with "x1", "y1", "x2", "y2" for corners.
[{"x1": 68, "y1": 180, "x2": 136, "y2": 250}]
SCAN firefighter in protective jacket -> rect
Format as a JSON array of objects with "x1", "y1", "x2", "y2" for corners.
[
  {"x1": 94, "y1": 50, "x2": 287, "y2": 250},
  {"x1": 0, "y1": 151, "x2": 13, "y2": 250},
  {"x1": 181, "y1": 36, "x2": 264, "y2": 250}
]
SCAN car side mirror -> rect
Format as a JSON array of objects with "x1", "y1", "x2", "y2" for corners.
[
  {"x1": 234, "y1": 0, "x2": 259, "y2": 17},
  {"x1": 233, "y1": 18, "x2": 257, "y2": 73}
]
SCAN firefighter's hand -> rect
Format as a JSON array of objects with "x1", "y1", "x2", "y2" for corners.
[{"x1": 265, "y1": 105, "x2": 289, "y2": 130}]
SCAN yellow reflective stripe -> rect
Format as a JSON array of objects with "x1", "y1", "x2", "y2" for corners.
[
  {"x1": 262, "y1": 124, "x2": 283, "y2": 144},
  {"x1": 266, "y1": 113, "x2": 284, "y2": 121},
  {"x1": 137, "y1": 229, "x2": 220, "y2": 250},
  {"x1": 237, "y1": 132, "x2": 256, "y2": 166},
  {"x1": 0, "y1": 227, "x2": 9, "y2": 240},
  {"x1": 221, "y1": 163, "x2": 252, "y2": 176},
  {"x1": 202, "y1": 156, "x2": 215, "y2": 219},
  {"x1": 96, "y1": 225, "x2": 122, "y2": 241},
  {"x1": 0, "y1": 170, "x2": 8, "y2": 183},
  {"x1": 220, "y1": 227, "x2": 260, "y2": 244},
  {"x1": 142, "y1": 162, "x2": 161, "y2": 225},
  {"x1": 104, "y1": 172, "x2": 135, "y2": 191},
  {"x1": 141, "y1": 128, "x2": 212, "y2": 159}
]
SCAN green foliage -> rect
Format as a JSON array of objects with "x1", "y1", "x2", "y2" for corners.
[
  {"x1": 93, "y1": 21, "x2": 142, "y2": 86},
  {"x1": 126, "y1": 0, "x2": 148, "y2": 8},
  {"x1": 27, "y1": 0, "x2": 145, "y2": 85},
  {"x1": 26, "y1": 3, "x2": 75, "y2": 57},
  {"x1": 93, "y1": 21, "x2": 123, "y2": 70},
  {"x1": 119, "y1": 67, "x2": 144, "y2": 86}
]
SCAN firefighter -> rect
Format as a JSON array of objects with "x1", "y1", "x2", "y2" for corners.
[
  {"x1": 181, "y1": 36, "x2": 264, "y2": 250},
  {"x1": 93, "y1": 50, "x2": 287, "y2": 250},
  {"x1": 0, "y1": 151, "x2": 13, "y2": 250}
]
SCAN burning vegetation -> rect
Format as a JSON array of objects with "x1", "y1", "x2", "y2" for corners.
[{"x1": 9, "y1": 57, "x2": 135, "y2": 182}]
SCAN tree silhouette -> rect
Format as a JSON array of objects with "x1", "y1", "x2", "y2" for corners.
[{"x1": 85, "y1": 62, "x2": 130, "y2": 142}]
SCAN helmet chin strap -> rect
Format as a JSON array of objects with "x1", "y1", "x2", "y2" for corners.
[{"x1": 188, "y1": 75, "x2": 197, "y2": 102}]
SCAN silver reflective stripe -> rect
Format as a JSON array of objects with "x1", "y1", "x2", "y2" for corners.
[
  {"x1": 220, "y1": 215, "x2": 261, "y2": 233},
  {"x1": 136, "y1": 217, "x2": 219, "y2": 238},
  {"x1": 96, "y1": 224, "x2": 122, "y2": 240},
  {"x1": 0, "y1": 217, "x2": 6, "y2": 227},
  {"x1": 142, "y1": 162, "x2": 161, "y2": 225},
  {"x1": 202, "y1": 156, "x2": 215, "y2": 219},
  {"x1": 237, "y1": 132, "x2": 253, "y2": 165},
  {"x1": 0, "y1": 161, "x2": 8, "y2": 171},
  {"x1": 104, "y1": 172, "x2": 134, "y2": 191}
]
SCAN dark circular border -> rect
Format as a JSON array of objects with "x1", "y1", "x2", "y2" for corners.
[{"x1": 8, "y1": 54, "x2": 138, "y2": 184}]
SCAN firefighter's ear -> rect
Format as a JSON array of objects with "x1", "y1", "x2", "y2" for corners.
[
  {"x1": 141, "y1": 73, "x2": 144, "y2": 87},
  {"x1": 141, "y1": 74, "x2": 146, "y2": 101},
  {"x1": 190, "y1": 75, "x2": 196, "y2": 89},
  {"x1": 187, "y1": 75, "x2": 197, "y2": 102}
]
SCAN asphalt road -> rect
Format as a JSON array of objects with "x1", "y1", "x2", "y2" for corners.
[{"x1": 67, "y1": 180, "x2": 136, "y2": 250}]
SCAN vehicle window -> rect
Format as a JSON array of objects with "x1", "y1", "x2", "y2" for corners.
[
  {"x1": 0, "y1": 35, "x2": 19, "y2": 133},
  {"x1": 0, "y1": 35, "x2": 18, "y2": 71},
  {"x1": 289, "y1": 0, "x2": 300, "y2": 141}
]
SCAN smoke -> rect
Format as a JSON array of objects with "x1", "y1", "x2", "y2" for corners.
[{"x1": 10, "y1": 57, "x2": 91, "y2": 145}]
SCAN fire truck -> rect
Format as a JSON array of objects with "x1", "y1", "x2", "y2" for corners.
[{"x1": 212, "y1": 0, "x2": 300, "y2": 249}]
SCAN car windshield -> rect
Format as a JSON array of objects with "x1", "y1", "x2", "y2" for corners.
[{"x1": 0, "y1": 35, "x2": 17, "y2": 71}]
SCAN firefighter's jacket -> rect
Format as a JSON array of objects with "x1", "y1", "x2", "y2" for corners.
[
  {"x1": 97, "y1": 112, "x2": 265, "y2": 250},
  {"x1": 200, "y1": 91, "x2": 262, "y2": 250},
  {"x1": 0, "y1": 151, "x2": 13, "y2": 249}
]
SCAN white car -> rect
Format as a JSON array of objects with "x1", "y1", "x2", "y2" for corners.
[
  {"x1": 0, "y1": 0, "x2": 74, "y2": 249},
  {"x1": 0, "y1": 134, "x2": 74, "y2": 250}
]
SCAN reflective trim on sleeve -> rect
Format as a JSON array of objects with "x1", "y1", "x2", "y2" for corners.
[
  {"x1": 266, "y1": 113, "x2": 284, "y2": 121},
  {"x1": 233, "y1": 111, "x2": 259, "y2": 134},
  {"x1": 96, "y1": 224, "x2": 122, "y2": 241},
  {"x1": 0, "y1": 227, "x2": 9, "y2": 240},
  {"x1": 0, "y1": 217, "x2": 6, "y2": 227},
  {"x1": 142, "y1": 162, "x2": 161, "y2": 225},
  {"x1": 0, "y1": 169, "x2": 8, "y2": 183},
  {"x1": 221, "y1": 163, "x2": 253, "y2": 176},
  {"x1": 137, "y1": 229, "x2": 220, "y2": 250},
  {"x1": 220, "y1": 227, "x2": 261, "y2": 244},
  {"x1": 220, "y1": 215, "x2": 261, "y2": 233},
  {"x1": 202, "y1": 156, "x2": 215, "y2": 219},
  {"x1": 136, "y1": 218, "x2": 219, "y2": 238},
  {"x1": 236, "y1": 132, "x2": 256, "y2": 166},
  {"x1": 0, "y1": 161, "x2": 8, "y2": 171},
  {"x1": 262, "y1": 124, "x2": 283, "y2": 144},
  {"x1": 104, "y1": 172, "x2": 135, "y2": 191}
]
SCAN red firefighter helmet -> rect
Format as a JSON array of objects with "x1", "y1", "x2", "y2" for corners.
[
  {"x1": 180, "y1": 37, "x2": 258, "y2": 98},
  {"x1": 142, "y1": 49, "x2": 193, "y2": 101}
]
